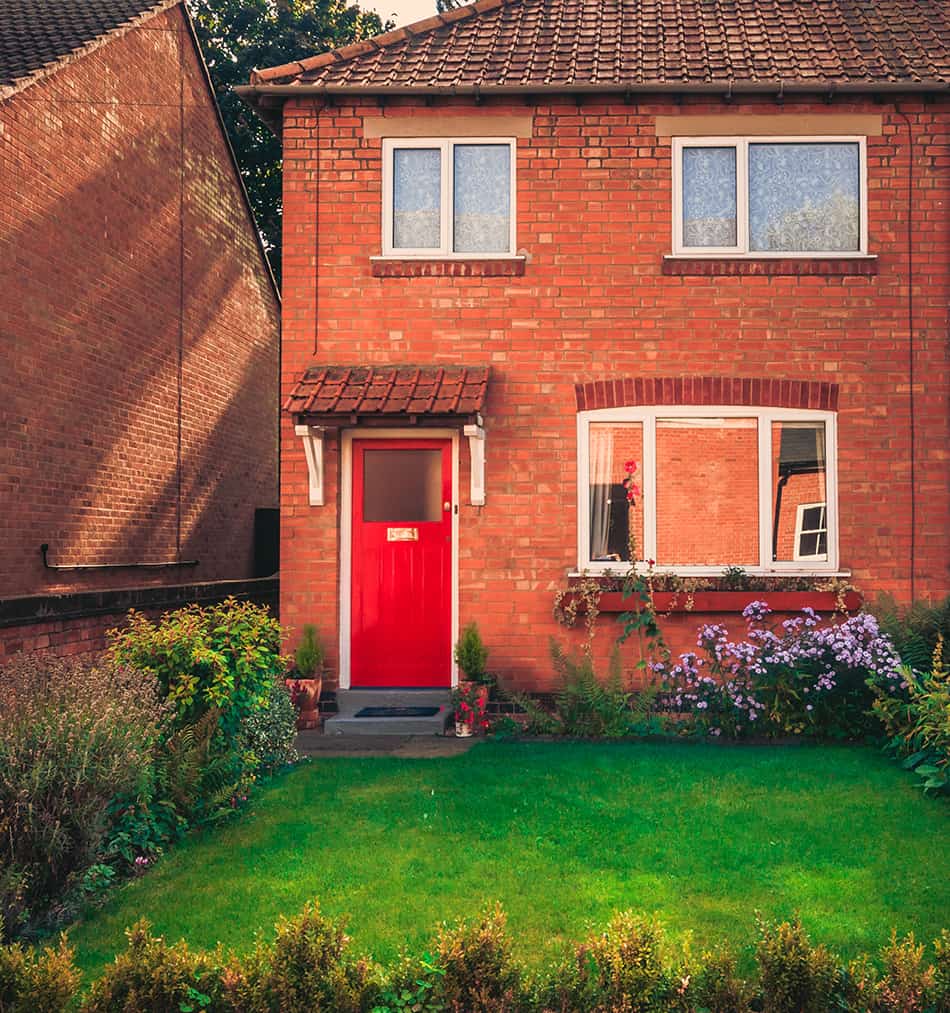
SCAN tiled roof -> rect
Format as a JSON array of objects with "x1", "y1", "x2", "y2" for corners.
[
  {"x1": 250, "y1": 0, "x2": 950, "y2": 92},
  {"x1": 0, "y1": 0, "x2": 174, "y2": 92},
  {"x1": 284, "y1": 365, "x2": 490, "y2": 418}
]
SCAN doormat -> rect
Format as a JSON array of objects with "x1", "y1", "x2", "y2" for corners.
[{"x1": 354, "y1": 706, "x2": 441, "y2": 718}]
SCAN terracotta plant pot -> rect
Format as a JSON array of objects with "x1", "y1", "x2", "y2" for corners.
[{"x1": 286, "y1": 676, "x2": 323, "y2": 730}]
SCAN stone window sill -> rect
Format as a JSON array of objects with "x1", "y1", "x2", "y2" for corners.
[
  {"x1": 371, "y1": 257, "x2": 526, "y2": 278},
  {"x1": 662, "y1": 256, "x2": 878, "y2": 277}
]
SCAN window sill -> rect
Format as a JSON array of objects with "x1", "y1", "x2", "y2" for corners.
[
  {"x1": 562, "y1": 588, "x2": 862, "y2": 615},
  {"x1": 662, "y1": 256, "x2": 878, "y2": 277},
  {"x1": 371, "y1": 257, "x2": 526, "y2": 278}
]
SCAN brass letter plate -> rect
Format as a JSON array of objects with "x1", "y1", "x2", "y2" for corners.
[{"x1": 387, "y1": 527, "x2": 418, "y2": 542}]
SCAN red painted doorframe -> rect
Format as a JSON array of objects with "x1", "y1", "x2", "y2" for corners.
[{"x1": 349, "y1": 437, "x2": 453, "y2": 688}]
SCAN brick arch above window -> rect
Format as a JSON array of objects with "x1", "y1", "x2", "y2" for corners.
[{"x1": 574, "y1": 377, "x2": 838, "y2": 413}]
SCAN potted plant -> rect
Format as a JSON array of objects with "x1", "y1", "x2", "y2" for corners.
[
  {"x1": 454, "y1": 622, "x2": 492, "y2": 708},
  {"x1": 451, "y1": 682, "x2": 488, "y2": 737},
  {"x1": 286, "y1": 624, "x2": 323, "y2": 730}
]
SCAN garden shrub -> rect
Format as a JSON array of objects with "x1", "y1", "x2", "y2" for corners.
[
  {"x1": 871, "y1": 594, "x2": 950, "y2": 674},
  {"x1": 687, "y1": 950, "x2": 753, "y2": 1012},
  {"x1": 240, "y1": 679, "x2": 299, "y2": 776},
  {"x1": 755, "y1": 915, "x2": 842, "y2": 1013},
  {"x1": 654, "y1": 603, "x2": 903, "y2": 740},
  {"x1": 231, "y1": 900, "x2": 378, "y2": 1013},
  {"x1": 0, "y1": 655, "x2": 167, "y2": 936},
  {"x1": 108, "y1": 597, "x2": 285, "y2": 749},
  {"x1": 430, "y1": 905, "x2": 524, "y2": 1012},
  {"x1": 81, "y1": 920, "x2": 227, "y2": 1013},
  {"x1": 870, "y1": 636, "x2": 950, "y2": 794},
  {"x1": 0, "y1": 922, "x2": 80, "y2": 1013},
  {"x1": 552, "y1": 642, "x2": 632, "y2": 739}
]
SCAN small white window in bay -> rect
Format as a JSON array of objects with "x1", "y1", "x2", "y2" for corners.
[
  {"x1": 794, "y1": 503, "x2": 829, "y2": 561},
  {"x1": 382, "y1": 138, "x2": 516, "y2": 257},
  {"x1": 673, "y1": 137, "x2": 867, "y2": 257},
  {"x1": 577, "y1": 407, "x2": 838, "y2": 575}
]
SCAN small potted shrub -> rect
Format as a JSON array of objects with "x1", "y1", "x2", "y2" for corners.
[
  {"x1": 454, "y1": 622, "x2": 492, "y2": 708},
  {"x1": 286, "y1": 624, "x2": 323, "y2": 730},
  {"x1": 451, "y1": 683, "x2": 488, "y2": 737}
]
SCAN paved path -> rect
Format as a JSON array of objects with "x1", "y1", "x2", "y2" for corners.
[{"x1": 296, "y1": 730, "x2": 479, "y2": 758}]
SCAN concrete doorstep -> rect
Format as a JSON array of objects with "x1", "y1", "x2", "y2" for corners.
[{"x1": 295, "y1": 730, "x2": 478, "y2": 758}]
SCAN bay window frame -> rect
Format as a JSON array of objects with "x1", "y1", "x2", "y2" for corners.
[
  {"x1": 671, "y1": 136, "x2": 868, "y2": 258},
  {"x1": 576, "y1": 405, "x2": 839, "y2": 576},
  {"x1": 380, "y1": 136, "x2": 517, "y2": 259}
]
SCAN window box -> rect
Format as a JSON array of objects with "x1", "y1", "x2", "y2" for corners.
[
  {"x1": 562, "y1": 589, "x2": 862, "y2": 615},
  {"x1": 672, "y1": 137, "x2": 867, "y2": 258},
  {"x1": 577, "y1": 406, "x2": 839, "y2": 574},
  {"x1": 381, "y1": 137, "x2": 516, "y2": 259}
]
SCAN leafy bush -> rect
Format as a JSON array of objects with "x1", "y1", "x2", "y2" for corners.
[
  {"x1": 429, "y1": 905, "x2": 523, "y2": 1012},
  {"x1": 231, "y1": 901, "x2": 378, "y2": 1013},
  {"x1": 871, "y1": 636, "x2": 950, "y2": 794},
  {"x1": 0, "y1": 656, "x2": 167, "y2": 936},
  {"x1": 755, "y1": 916, "x2": 842, "y2": 1013},
  {"x1": 294, "y1": 624, "x2": 324, "y2": 678},
  {"x1": 688, "y1": 950, "x2": 754, "y2": 1012},
  {"x1": 454, "y1": 623, "x2": 489, "y2": 683},
  {"x1": 654, "y1": 603, "x2": 903, "y2": 739},
  {"x1": 240, "y1": 679, "x2": 299, "y2": 776},
  {"x1": 81, "y1": 920, "x2": 227, "y2": 1013},
  {"x1": 871, "y1": 594, "x2": 950, "y2": 674},
  {"x1": 0, "y1": 922, "x2": 80, "y2": 1013},
  {"x1": 552, "y1": 642, "x2": 632, "y2": 739},
  {"x1": 109, "y1": 597, "x2": 285, "y2": 748}
]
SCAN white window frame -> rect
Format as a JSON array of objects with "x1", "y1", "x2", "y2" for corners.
[
  {"x1": 793, "y1": 502, "x2": 829, "y2": 562},
  {"x1": 671, "y1": 136, "x2": 868, "y2": 258},
  {"x1": 576, "y1": 405, "x2": 839, "y2": 576},
  {"x1": 381, "y1": 137, "x2": 517, "y2": 259}
]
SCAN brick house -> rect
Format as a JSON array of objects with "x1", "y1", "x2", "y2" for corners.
[
  {"x1": 0, "y1": 0, "x2": 281, "y2": 657},
  {"x1": 239, "y1": 0, "x2": 949, "y2": 696}
]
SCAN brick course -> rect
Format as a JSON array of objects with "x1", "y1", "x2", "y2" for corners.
[
  {"x1": 279, "y1": 95, "x2": 949, "y2": 691},
  {"x1": 0, "y1": 3, "x2": 280, "y2": 653}
]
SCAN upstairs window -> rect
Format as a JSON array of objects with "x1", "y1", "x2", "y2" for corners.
[
  {"x1": 577, "y1": 407, "x2": 838, "y2": 574},
  {"x1": 672, "y1": 137, "x2": 867, "y2": 256},
  {"x1": 381, "y1": 138, "x2": 516, "y2": 257}
]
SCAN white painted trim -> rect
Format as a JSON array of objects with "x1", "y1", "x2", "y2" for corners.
[
  {"x1": 463, "y1": 423, "x2": 486, "y2": 505},
  {"x1": 338, "y1": 429, "x2": 460, "y2": 690},
  {"x1": 294, "y1": 424, "x2": 325, "y2": 506},
  {"x1": 381, "y1": 137, "x2": 517, "y2": 258},
  {"x1": 576, "y1": 406, "x2": 839, "y2": 575},
  {"x1": 672, "y1": 136, "x2": 868, "y2": 258}
]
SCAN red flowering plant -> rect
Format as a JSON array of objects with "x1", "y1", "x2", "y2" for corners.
[
  {"x1": 616, "y1": 460, "x2": 669, "y2": 671},
  {"x1": 451, "y1": 683, "x2": 489, "y2": 732}
]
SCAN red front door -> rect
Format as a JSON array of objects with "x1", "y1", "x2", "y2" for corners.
[{"x1": 350, "y1": 438, "x2": 452, "y2": 687}]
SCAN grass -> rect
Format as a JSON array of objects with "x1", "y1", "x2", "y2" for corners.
[{"x1": 69, "y1": 741, "x2": 949, "y2": 981}]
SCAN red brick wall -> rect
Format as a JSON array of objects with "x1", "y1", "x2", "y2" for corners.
[
  {"x1": 0, "y1": 5, "x2": 279, "y2": 611},
  {"x1": 279, "y1": 95, "x2": 949, "y2": 691}
]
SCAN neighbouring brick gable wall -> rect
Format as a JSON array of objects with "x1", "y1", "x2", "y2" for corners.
[
  {"x1": 0, "y1": 5, "x2": 280, "y2": 601},
  {"x1": 280, "y1": 95, "x2": 949, "y2": 690}
]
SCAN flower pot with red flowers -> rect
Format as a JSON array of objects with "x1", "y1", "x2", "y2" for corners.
[
  {"x1": 451, "y1": 682, "x2": 489, "y2": 737},
  {"x1": 454, "y1": 622, "x2": 494, "y2": 708},
  {"x1": 285, "y1": 624, "x2": 324, "y2": 730}
]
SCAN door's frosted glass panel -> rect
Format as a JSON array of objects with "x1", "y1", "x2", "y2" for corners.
[
  {"x1": 363, "y1": 449, "x2": 441, "y2": 522},
  {"x1": 749, "y1": 142, "x2": 860, "y2": 252},
  {"x1": 682, "y1": 146, "x2": 737, "y2": 247},
  {"x1": 656, "y1": 418, "x2": 759, "y2": 566},
  {"x1": 771, "y1": 421, "x2": 828, "y2": 561},
  {"x1": 393, "y1": 148, "x2": 441, "y2": 249},
  {"x1": 453, "y1": 144, "x2": 511, "y2": 253},
  {"x1": 588, "y1": 422, "x2": 644, "y2": 563}
]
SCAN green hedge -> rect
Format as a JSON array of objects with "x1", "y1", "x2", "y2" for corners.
[{"x1": 3, "y1": 904, "x2": 948, "y2": 1012}]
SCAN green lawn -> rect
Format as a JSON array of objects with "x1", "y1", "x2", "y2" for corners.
[{"x1": 69, "y1": 742, "x2": 949, "y2": 980}]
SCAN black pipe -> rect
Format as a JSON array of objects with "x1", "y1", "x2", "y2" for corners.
[{"x1": 40, "y1": 544, "x2": 198, "y2": 572}]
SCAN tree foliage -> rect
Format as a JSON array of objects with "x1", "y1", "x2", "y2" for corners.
[{"x1": 188, "y1": 0, "x2": 387, "y2": 282}]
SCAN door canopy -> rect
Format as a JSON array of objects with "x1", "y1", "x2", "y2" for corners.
[{"x1": 284, "y1": 364, "x2": 490, "y2": 506}]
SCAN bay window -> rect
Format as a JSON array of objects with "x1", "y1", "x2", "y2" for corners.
[
  {"x1": 672, "y1": 137, "x2": 867, "y2": 256},
  {"x1": 577, "y1": 407, "x2": 838, "y2": 574}
]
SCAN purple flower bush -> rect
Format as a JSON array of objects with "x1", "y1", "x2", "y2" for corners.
[{"x1": 653, "y1": 603, "x2": 904, "y2": 739}]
